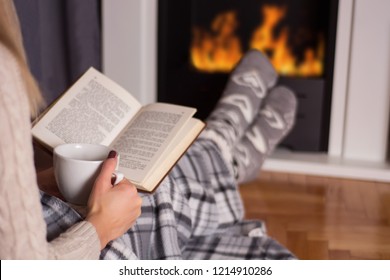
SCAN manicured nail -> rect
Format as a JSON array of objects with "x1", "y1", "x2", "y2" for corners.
[
  {"x1": 107, "y1": 150, "x2": 117, "y2": 159},
  {"x1": 111, "y1": 174, "x2": 116, "y2": 185}
]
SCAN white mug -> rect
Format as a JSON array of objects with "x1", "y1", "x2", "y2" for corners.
[{"x1": 53, "y1": 143, "x2": 124, "y2": 205}]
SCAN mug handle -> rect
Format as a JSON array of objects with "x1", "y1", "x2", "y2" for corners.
[{"x1": 112, "y1": 171, "x2": 124, "y2": 185}]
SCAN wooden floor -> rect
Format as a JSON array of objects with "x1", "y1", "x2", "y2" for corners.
[{"x1": 239, "y1": 171, "x2": 390, "y2": 260}]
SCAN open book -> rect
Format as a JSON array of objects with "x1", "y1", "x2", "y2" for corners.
[{"x1": 32, "y1": 67, "x2": 205, "y2": 192}]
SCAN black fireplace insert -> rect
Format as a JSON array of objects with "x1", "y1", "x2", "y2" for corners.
[{"x1": 158, "y1": 0, "x2": 339, "y2": 151}]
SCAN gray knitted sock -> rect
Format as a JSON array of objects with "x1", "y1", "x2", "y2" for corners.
[
  {"x1": 232, "y1": 86, "x2": 297, "y2": 184},
  {"x1": 201, "y1": 50, "x2": 277, "y2": 164}
]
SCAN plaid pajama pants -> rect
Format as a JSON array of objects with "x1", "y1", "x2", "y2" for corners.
[{"x1": 41, "y1": 138, "x2": 295, "y2": 260}]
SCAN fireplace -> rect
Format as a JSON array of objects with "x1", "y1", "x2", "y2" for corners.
[
  {"x1": 104, "y1": 0, "x2": 390, "y2": 181},
  {"x1": 157, "y1": 0, "x2": 339, "y2": 151}
]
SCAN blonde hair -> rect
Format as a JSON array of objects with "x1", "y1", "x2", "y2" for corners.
[{"x1": 0, "y1": 0, "x2": 44, "y2": 118}]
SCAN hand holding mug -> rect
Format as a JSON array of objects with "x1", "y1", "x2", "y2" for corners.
[
  {"x1": 53, "y1": 143, "x2": 124, "y2": 205},
  {"x1": 53, "y1": 143, "x2": 142, "y2": 249},
  {"x1": 86, "y1": 150, "x2": 142, "y2": 249}
]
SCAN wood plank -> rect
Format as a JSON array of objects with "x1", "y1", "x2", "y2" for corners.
[
  {"x1": 239, "y1": 171, "x2": 390, "y2": 260},
  {"x1": 329, "y1": 250, "x2": 351, "y2": 260},
  {"x1": 350, "y1": 250, "x2": 388, "y2": 260},
  {"x1": 307, "y1": 240, "x2": 329, "y2": 260},
  {"x1": 376, "y1": 182, "x2": 390, "y2": 224},
  {"x1": 265, "y1": 219, "x2": 288, "y2": 246},
  {"x1": 287, "y1": 173, "x2": 307, "y2": 187},
  {"x1": 341, "y1": 179, "x2": 366, "y2": 216},
  {"x1": 359, "y1": 182, "x2": 386, "y2": 221},
  {"x1": 286, "y1": 231, "x2": 308, "y2": 259}
]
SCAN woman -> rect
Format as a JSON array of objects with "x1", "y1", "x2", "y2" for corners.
[
  {"x1": 1, "y1": 0, "x2": 297, "y2": 259},
  {"x1": 0, "y1": 0, "x2": 141, "y2": 259}
]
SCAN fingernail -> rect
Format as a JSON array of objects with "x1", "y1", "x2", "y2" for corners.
[
  {"x1": 111, "y1": 174, "x2": 116, "y2": 185},
  {"x1": 107, "y1": 150, "x2": 117, "y2": 159}
]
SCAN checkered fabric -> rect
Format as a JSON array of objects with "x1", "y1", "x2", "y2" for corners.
[{"x1": 40, "y1": 138, "x2": 295, "y2": 260}]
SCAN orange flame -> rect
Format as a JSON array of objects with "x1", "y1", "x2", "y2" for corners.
[
  {"x1": 190, "y1": 5, "x2": 324, "y2": 77},
  {"x1": 191, "y1": 11, "x2": 242, "y2": 72}
]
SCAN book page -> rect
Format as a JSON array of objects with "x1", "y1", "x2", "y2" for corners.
[
  {"x1": 141, "y1": 118, "x2": 205, "y2": 192},
  {"x1": 112, "y1": 103, "x2": 196, "y2": 183},
  {"x1": 32, "y1": 67, "x2": 142, "y2": 149}
]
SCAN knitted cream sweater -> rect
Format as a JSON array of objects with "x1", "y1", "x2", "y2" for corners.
[{"x1": 0, "y1": 44, "x2": 100, "y2": 259}]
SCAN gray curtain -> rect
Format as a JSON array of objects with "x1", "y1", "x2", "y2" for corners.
[{"x1": 14, "y1": 0, "x2": 101, "y2": 105}]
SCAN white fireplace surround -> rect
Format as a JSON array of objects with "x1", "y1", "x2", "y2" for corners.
[{"x1": 103, "y1": 0, "x2": 390, "y2": 182}]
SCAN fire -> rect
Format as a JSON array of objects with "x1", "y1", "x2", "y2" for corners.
[
  {"x1": 191, "y1": 11, "x2": 242, "y2": 72},
  {"x1": 190, "y1": 5, "x2": 324, "y2": 77}
]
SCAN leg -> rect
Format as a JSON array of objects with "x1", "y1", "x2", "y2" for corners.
[
  {"x1": 232, "y1": 86, "x2": 297, "y2": 183},
  {"x1": 200, "y1": 50, "x2": 277, "y2": 165},
  {"x1": 40, "y1": 138, "x2": 296, "y2": 260},
  {"x1": 39, "y1": 138, "x2": 245, "y2": 260},
  {"x1": 171, "y1": 139, "x2": 296, "y2": 259},
  {"x1": 100, "y1": 138, "x2": 247, "y2": 259},
  {"x1": 169, "y1": 138, "x2": 245, "y2": 235}
]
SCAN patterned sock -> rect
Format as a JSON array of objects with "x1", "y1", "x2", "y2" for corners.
[
  {"x1": 200, "y1": 50, "x2": 277, "y2": 165},
  {"x1": 232, "y1": 86, "x2": 297, "y2": 184}
]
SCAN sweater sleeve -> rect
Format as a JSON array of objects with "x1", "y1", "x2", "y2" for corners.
[{"x1": 0, "y1": 45, "x2": 100, "y2": 259}]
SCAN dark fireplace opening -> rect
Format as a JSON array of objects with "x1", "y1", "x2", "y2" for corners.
[{"x1": 158, "y1": 0, "x2": 339, "y2": 151}]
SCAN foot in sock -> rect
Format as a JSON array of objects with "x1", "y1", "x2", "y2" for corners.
[
  {"x1": 232, "y1": 86, "x2": 298, "y2": 184},
  {"x1": 201, "y1": 50, "x2": 278, "y2": 164}
]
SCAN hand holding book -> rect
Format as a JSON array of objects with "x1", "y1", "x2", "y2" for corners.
[{"x1": 32, "y1": 67, "x2": 205, "y2": 192}]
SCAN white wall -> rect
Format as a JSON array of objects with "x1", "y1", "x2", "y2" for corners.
[
  {"x1": 102, "y1": 0, "x2": 157, "y2": 105},
  {"x1": 342, "y1": 0, "x2": 390, "y2": 162},
  {"x1": 328, "y1": 0, "x2": 354, "y2": 157}
]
